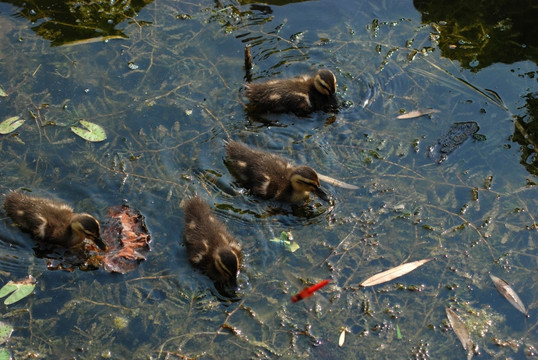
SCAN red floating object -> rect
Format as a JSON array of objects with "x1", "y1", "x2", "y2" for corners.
[{"x1": 291, "y1": 279, "x2": 330, "y2": 303}]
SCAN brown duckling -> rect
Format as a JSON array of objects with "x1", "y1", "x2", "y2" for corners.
[
  {"x1": 245, "y1": 69, "x2": 338, "y2": 116},
  {"x1": 225, "y1": 140, "x2": 328, "y2": 203},
  {"x1": 183, "y1": 196, "x2": 242, "y2": 290},
  {"x1": 4, "y1": 192, "x2": 106, "y2": 251}
]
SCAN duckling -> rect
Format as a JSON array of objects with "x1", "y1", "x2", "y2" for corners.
[
  {"x1": 183, "y1": 196, "x2": 242, "y2": 290},
  {"x1": 245, "y1": 69, "x2": 338, "y2": 116},
  {"x1": 225, "y1": 140, "x2": 328, "y2": 203},
  {"x1": 4, "y1": 192, "x2": 107, "y2": 252}
]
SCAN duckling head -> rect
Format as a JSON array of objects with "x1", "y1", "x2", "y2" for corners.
[
  {"x1": 314, "y1": 70, "x2": 337, "y2": 96},
  {"x1": 290, "y1": 166, "x2": 329, "y2": 202},
  {"x1": 211, "y1": 248, "x2": 240, "y2": 288},
  {"x1": 314, "y1": 69, "x2": 339, "y2": 111},
  {"x1": 71, "y1": 214, "x2": 107, "y2": 250}
]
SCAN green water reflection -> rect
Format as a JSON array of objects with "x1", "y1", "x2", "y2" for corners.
[{"x1": 0, "y1": 0, "x2": 536, "y2": 359}]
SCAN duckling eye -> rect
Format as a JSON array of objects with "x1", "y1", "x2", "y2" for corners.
[
  {"x1": 83, "y1": 230, "x2": 97, "y2": 238},
  {"x1": 215, "y1": 256, "x2": 234, "y2": 279},
  {"x1": 321, "y1": 83, "x2": 333, "y2": 93},
  {"x1": 297, "y1": 179, "x2": 318, "y2": 189}
]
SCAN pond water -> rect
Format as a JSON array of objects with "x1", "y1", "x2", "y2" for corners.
[{"x1": 0, "y1": 0, "x2": 536, "y2": 359}]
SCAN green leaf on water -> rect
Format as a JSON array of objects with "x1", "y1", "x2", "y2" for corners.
[
  {"x1": 269, "y1": 231, "x2": 300, "y2": 252},
  {"x1": 0, "y1": 275, "x2": 36, "y2": 305},
  {"x1": 0, "y1": 87, "x2": 7, "y2": 97},
  {"x1": 0, "y1": 116, "x2": 25, "y2": 135},
  {"x1": 71, "y1": 120, "x2": 107, "y2": 142},
  {"x1": 0, "y1": 348, "x2": 11, "y2": 360},
  {"x1": 0, "y1": 322, "x2": 13, "y2": 345},
  {"x1": 396, "y1": 324, "x2": 402, "y2": 339}
]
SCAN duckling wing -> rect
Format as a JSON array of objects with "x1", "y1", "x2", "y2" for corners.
[
  {"x1": 184, "y1": 198, "x2": 231, "y2": 261},
  {"x1": 250, "y1": 157, "x2": 291, "y2": 199},
  {"x1": 225, "y1": 141, "x2": 292, "y2": 199},
  {"x1": 4, "y1": 193, "x2": 72, "y2": 241},
  {"x1": 246, "y1": 78, "x2": 313, "y2": 114}
]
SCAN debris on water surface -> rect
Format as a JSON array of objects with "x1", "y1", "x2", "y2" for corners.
[
  {"x1": 360, "y1": 258, "x2": 432, "y2": 287},
  {"x1": 71, "y1": 120, "x2": 107, "y2": 142},
  {"x1": 445, "y1": 307, "x2": 475, "y2": 359},
  {"x1": 0, "y1": 116, "x2": 25, "y2": 134},
  {"x1": 396, "y1": 108, "x2": 439, "y2": 119},
  {"x1": 96, "y1": 205, "x2": 151, "y2": 274},
  {"x1": 490, "y1": 274, "x2": 527, "y2": 315},
  {"x1": 0, "y1": 275, "x2": 36, "y2": 305},
  {"x1": 428, "y1": 122, "x2": 479, "y2": 163},
  {"x1": 291, "y1": 279, "x2": 330, "y2": 303},
  {"x1": 44, "y1": 205, "x2": 151, "y2": 273}
]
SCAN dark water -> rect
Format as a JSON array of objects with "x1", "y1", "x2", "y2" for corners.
[{"x1": 0, "y1": 0, "x2": 536, "y2": 359}]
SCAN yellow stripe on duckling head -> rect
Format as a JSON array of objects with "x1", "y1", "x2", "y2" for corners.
[{"x1": 314, "y1": 69, "x2": 337, "y2": 96}]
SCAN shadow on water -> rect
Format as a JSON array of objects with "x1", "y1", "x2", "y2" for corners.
[
  {"x1": 1, "y1": 0, "x2": 153, "y2": 46},
  {"x1": 413, "y1": 0, "x2": 538, "y2": 71}
]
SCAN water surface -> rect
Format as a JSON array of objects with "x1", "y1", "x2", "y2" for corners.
[{"x1": 0, "y1": 0, "x2": 536, "y2": 359}]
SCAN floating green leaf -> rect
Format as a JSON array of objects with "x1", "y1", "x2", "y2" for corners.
[
  {"x1": 0, "y1": 322, "x2": 13, "y2": 345},
  {"x1": 0, "y1": 87, "x2": 7, "y2": 97},
  {"x1": 0, "y1": 348, "x2": 11, "y2": 360},
  {"x1": 70, "y1": 120, "x2": 107, "y2": 142},
  {"x1": 0, "y1": 116, "x2": 25, "y2": 135},
  {"x1": 269, "y1": 231, "x2": 300, "y2": 252},
  {"x1": 0, "y1": 275, "x2": 36, "y2": 305}
]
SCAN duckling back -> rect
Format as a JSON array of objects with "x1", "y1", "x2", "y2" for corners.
[
  {"x1": 4, "y1": 192, "x2": 73, "y2": 242},
  {"x1": 4, "y1": 192, "x2": 104, "y2": 250},
  {"x1": 225, "y1": 141, "x2": 323, "y2": 203},
  {"x1": 183, "y1": 196, "x2": 242, "y2": 287},
  {"x1": 245, "y1": 69, "x2": 338, "y2": 115},
  {"x1": 225, "y1": 141, "x2": 292, "y2": 200}
]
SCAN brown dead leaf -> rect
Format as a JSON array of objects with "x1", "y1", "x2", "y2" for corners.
[
  {"x1": 446, "y1": 307, "x2": 474, "y2": 359},
  {"x1": 95, "y1": 205, "x2": 151, "y2": 274},
  {"x1": 490, "y1": 274, "x2": 527, "y2": 315}
]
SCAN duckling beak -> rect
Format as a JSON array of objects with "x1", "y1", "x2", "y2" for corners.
[
  {"x1": 329, "y1": 93, "x2": 339, "y2": 111},
  {"x1": 217, "y1": 277, "x2": 239, "y2": 298},
  {"x1": 315, "y1": 187, "x2": 330, "y2": 202},
  {"x1": 92, "y1": 236, "x2": 108, "y2": 251}
]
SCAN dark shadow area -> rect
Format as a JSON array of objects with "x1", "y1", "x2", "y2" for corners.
[
  {"x1": 238, "y1": 0, "x2": 309, "y2": 5},
  {"x1": 1, "y1": 0, "x2": 153, "y2": 46},
  {"x1": 413, "y1": 0, "x2": 538, "y2": 71},
  {"x1": 511, "y1": 92, "x2": 538, "y2": 176}
]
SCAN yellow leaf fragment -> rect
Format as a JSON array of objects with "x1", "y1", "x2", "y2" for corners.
[
  {"x1": 396, "y1": 108, "x2": 439, "y2": 119},
  {"x1": 338, "y1": 329, "x2": 346, "y2": 347},
  {"x1": 360, "y1": 258, "x2": 432, "y2": 287},
  {"x1": 317, "y1": 173, "x2": 358, "y2": 190}
]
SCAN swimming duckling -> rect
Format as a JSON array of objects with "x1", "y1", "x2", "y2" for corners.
[
  {"x1": 4, "y1": 192, "x2": 107, "y2": 252},
  {"x1": 245, "y1": 69, "x2": 338, "y2": 116},
  {"x1": 183, "y1": 196, "x2": 242, "y2": 290},
  {"x1": 225, "y1": 140, "x2": 328, "y2": 203}
]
